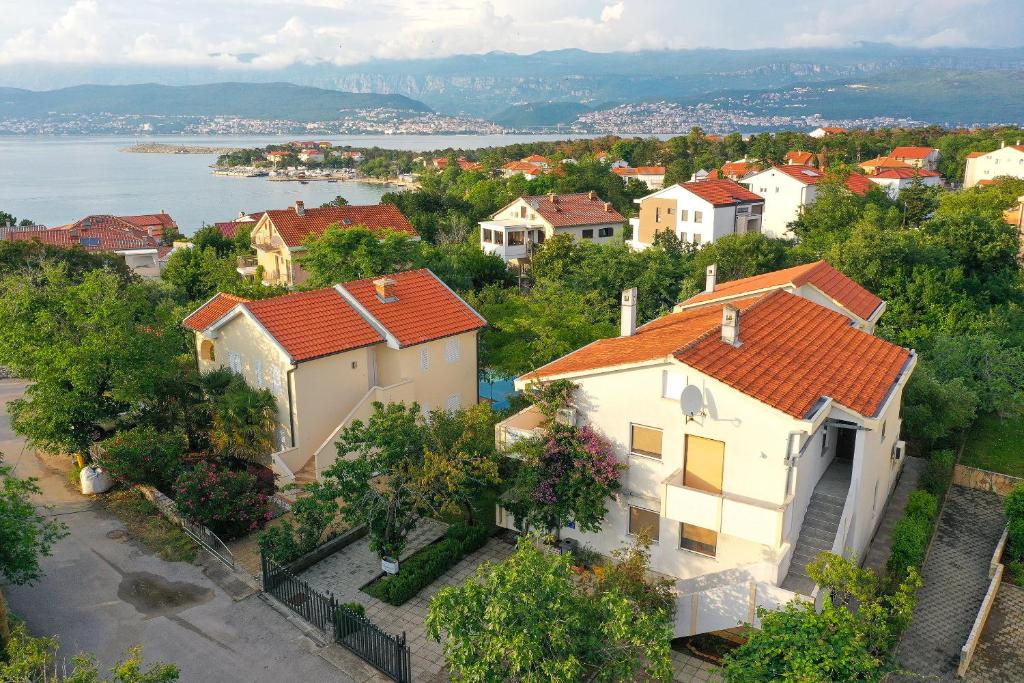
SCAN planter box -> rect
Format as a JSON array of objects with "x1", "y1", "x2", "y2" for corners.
[{"x1": 285, "y1": 525, "x2": 368, "y2": 575}]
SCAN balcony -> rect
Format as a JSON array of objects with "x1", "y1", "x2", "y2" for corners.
[
  {"x1": 236, "y1": 255, "x2": 258, "y2": 277},
  {"x1": 663, "y1": 469, "x2": 785, "y2": 547},
  {"x1": 662, "y1": 469, "x2": 723, "y2": 530},
  {"x1": 480, "y1": 220, "x2": 538, "y2": 263},
  {"x1": 495, "y1": 404, "x2": 545, "y2": 451}
]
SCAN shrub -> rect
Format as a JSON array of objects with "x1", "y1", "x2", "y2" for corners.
[
  {"x1": 1006, "y1": 484, "x2": 1024, "y2": 562},
  {"x1": 887, "y1": 515, "x2": 931, "y2": 578},
  {"x1": 905, "y1": 490, "x2": 938, "y2": 522},
  {"x1": 98, "y1": 426, "x2": 186, "y2": 491},
  {"x1": 365, "y1": 523, "x2": 492, "y2": 606},
  {"x1": 920, "y1": 449, "x2": 955, "y2": 497},
  {"x1": 258, "y1": 481, "x2": 339, "y2": 565},
  {"x1": 173, "y1": 461, "x2": 271, "y2": 540}
]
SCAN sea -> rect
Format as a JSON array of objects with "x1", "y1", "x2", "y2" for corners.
[{"x1": 0, "y1": 133, "x2": 594, "y2": 233}]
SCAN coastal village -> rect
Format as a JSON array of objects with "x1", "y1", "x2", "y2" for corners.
[{"x1": 3, "y1": 123, "x2": 1024, "y2": 683}]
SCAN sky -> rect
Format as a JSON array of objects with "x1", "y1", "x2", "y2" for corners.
[{"x1": 0, "y1": 0, "x2": 1021, "y2": 69}]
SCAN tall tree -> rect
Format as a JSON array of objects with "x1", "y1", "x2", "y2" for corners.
[
  {"x1": 301, "y1": 226, "x2": 419, "y2": 286},
  {"x1": 0, "y1": 454, "x2": 68, "y2": 585}
]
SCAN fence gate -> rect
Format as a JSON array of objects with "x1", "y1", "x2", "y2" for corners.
[{"x1": 261, "y1": 555, "x2": 412, "y2": 683}]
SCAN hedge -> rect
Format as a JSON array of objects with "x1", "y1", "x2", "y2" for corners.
[
  {"x1": 919, "y1": 449, "x2": 954, "y2": 498},
  {"x1": 364, "y1": 523, "x2": 492, "y2": 606},
  {"x1": 887, "y1": 490, "x2": 938, "y2": 578}
]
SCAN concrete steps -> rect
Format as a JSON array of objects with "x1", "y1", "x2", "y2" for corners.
[{"x1": 780, "y1": 463, "x2": 851, "y2": 596}]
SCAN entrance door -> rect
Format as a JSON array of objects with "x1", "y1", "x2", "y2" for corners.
[
  {"x1": 684, "y1": 435, "x2": 725, "y2": 494},
  {"x1": 835, "y1": 428, "x2": 856, "y2": 463}
]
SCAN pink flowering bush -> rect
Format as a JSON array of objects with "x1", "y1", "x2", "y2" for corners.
[{"x1": 172, "y1": 461, "x2": 271, "y2": 539}]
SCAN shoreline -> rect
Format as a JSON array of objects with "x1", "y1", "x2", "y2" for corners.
[{"x1": 122, "y1": 143, "x2": 242, "y2": 154}]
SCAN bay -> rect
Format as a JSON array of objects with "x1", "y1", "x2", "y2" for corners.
[{"x1": 0, "y1": 133, "x2": 594, "y2": 233}]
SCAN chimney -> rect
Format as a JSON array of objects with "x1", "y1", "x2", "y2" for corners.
[
  {"x1": 588, "y1": 190, "x2": 596, "y2": 200},
  {"x1": 604, "y1": 202, "x2": 612, "y2": 212},
  {"x1": 294, "y1": 200, "x2": 305, "y2": 216},
  {"x1": 548, "y1": 192, "x2": 557, "y2": 203},
  {"x1": 721, "y1": 304, "x2": 740, "y2": 346},
  {"x1": 373, "y1": 277, "x2": 398, "y2": 302},
  {"x1": 1001, "y1": 140, "x2": 1006, "y2": 148},
  {"x1": 620, "y1": 288, "x2": 638, "y2": 337},
  {"x1": 705, "y1": 263, "x2": 717, "y2": 293},
  {"x1": 238, "y1": 210, "x2": 246, "y2": 218}
]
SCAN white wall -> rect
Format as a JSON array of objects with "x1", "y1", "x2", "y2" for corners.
[
  {"x1": 964, "y1": 147, "x2": 1024, "y2": 188},
  {"x1": 746, "y1": 170, "x2": 813, "y2": 237}
]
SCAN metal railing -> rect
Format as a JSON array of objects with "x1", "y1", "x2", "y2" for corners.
[
  {"x1": 261, "y1": 554, "x2": 412, "y2": 682},
  {"x1": 179, "y1": 514, "x2": 236, "y2": 570}
]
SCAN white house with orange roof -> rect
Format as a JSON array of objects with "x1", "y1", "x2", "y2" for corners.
[
  {"x1": 888, "y1": 146, "x2": 940, "y2": 171},
  {"x1": 964, "y1": 142, "x2": 1024, "y2": 188},
  {"x1": 784, "y1": 151, "x2": 815, "y2": 166},
  {"x1": 613, "y1": 166, "x2": 667, "y2": 190},
  {"x1": 183, "y1": 269, "x2": 486, "y2": 486},
  {"x1": 479, "y1": 192, "x2": 624, "y2": 264},
  {"x1": 245, "y1": 201, "x2": 417, "y2": 286},
  {"x1": 627, "y1": 179, "x2": 765, "y2": 250},
  {"x1": 494, "y1": 261, "x2": 915, "y2": 637},
  {"x1": 867, "y1": 168, "x2": 943, "y2": 199},
  {"x1": 742, "y1": 165, "x2": 873, "y2": 237}
]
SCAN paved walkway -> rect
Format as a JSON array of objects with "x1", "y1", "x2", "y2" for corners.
[
  {"x1": 863, "y1": 456, "x2": 925, "y2": 575},
  {"x1": 963, "y1": 582, "x2": 1024, "y2": 682},
  {"x1": 894, "y1": 486, "x2": 1006, "y2": 680},
  {"x1": 672, "y1": 649, "x2": 719, "y2": 682}
]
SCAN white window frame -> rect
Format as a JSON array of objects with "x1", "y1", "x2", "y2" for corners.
[
  {"x1": 628, "y1": 505, "x2": 661, "y2": 542},
  {"x1": 255, "y1": 359, "x2": 265, "y2": 388},
  {"x1": 445, "y1": 393, "x2": 460, "y2": 411}
]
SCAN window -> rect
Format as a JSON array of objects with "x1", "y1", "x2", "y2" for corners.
[
  {"x1": 679, "y1": 232, "x2": 688, "y2": 242},
  {"x1": 445, "y1": 393, "x2": 461, "y2": 411},
  {"x1": 692, "y1": 234, "x2": 702, "y2": 244},
  {"x1": 420, "y1": 347, "x2": 430, "y2": 372},
  {"x1": 508, "y1": 231, "x2": 525, "y2": 246},
  {"x1": 536, "y1": 231, "x2": 546, "y2": 244},
  {"x1": 680, "y1": 524, "x2": 717, "y2": 557},
  {"x1": 598, "y1": 227, "x2": 614, "y2": 238},
  {"x1": 492, "y1": 230, "x2": 503, "y2": 245},
  {"x1": 199, "y1": 339, "x2": 215, "y2": 362},
  {"x1": 520, "y1": 206, "x2": 527, "y2": 218},
  {"x1": 482, "y1": 228, "x2": 493, "y2": 243},
  {"x1": 655, "y1": 207, "x2": 661, "y2": 223},
  {"x1": 694, "y1": 211, "x2": 703, "y2": 224},
  {"x1": 684, "y1": 435, "x2": 725, "y2": 494},
  {"x1": 444, "y1": 337, "x2": 461, "y2": 363},
  {"x1": 582, "y1": 229, "x2": 594, "y2": 239},
  {"x1": 630, "y1": 424, "x2": 662, "y2": 459},
  {"x1": 629, "y1": 506, "x2": 660, "y2": 541},
  {"x1": 269, "y1": 365, "x2": 283, "y2": 395},
  {"x1": 228, "y1": 351, "x2": 242, "y2": 374},
  {"x1": 255, "y1": 359, "x2": 265, "y2": 388}
]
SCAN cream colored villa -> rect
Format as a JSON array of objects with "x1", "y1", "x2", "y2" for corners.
[
  {"x1": 240, "y1": 201, "x2": 418, "y2": 287},
  {"x1": 184, "y1": 268, "x2": 485, "y2": 485},
  {"x1": 495, "y1": 261, "x2": 915, "y2": 637},
  {"x1": 479, "y1": 192, "x2": 624, "y2": 265}
]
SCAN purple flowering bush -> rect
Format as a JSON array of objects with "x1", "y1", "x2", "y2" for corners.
[{"x1": 173, "y1": 461, "x2": 271, "y2": 539}]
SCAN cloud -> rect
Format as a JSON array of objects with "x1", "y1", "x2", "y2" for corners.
[{"x1": 0, "y1": 0, "x2": 1019, "y2": 69}]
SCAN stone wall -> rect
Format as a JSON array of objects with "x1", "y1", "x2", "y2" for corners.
[{"x1": 953, "y1": 464, "x2": 1023, "y2": 496}]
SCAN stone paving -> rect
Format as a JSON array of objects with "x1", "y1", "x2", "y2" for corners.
[
  {"x1": 963, "y1": 582, "x2": 1024, "y2": 682},
  {"x1": 672, "y1": 649, "x2": 720, "y2": 682},
  {"x1": 894, "y1": 486, "x2": 1007, "y2": 681},
  {"x1": 863, "y1": 456, "x2": 925, "y2": 576}
]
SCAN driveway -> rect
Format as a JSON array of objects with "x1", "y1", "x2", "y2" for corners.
[{"x1": 0, "y1": 380, "x2": 351, "y2": 682}]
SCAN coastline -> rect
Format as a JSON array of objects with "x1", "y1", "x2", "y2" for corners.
[{"x1": 122, "y1": 143, "x2": 242, "y2": 154}]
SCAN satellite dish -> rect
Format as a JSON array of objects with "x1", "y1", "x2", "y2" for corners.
[{"x1": 680, "y1": 385, "x2": 704, "y2": 418}]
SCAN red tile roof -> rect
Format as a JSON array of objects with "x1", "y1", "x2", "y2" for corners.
[
  {"x1": 5, "y1": 216, "x2": 159, "y2": 253},
  {"x1": 522, "y1": 155, "x2": 550, "y2": 164},
  {"x1": 265, "y1": 204, "x2": 417, "y2": 248},
  {"x1": 871, "y1": 168, "x2": 941, "y2": 179},
  {"x1": 680, "y1": 260, "x2": 883, "y2": 321},
  {"x1": 511, "y1": 193, "x2": 624, "y2": 227},
  {"x1": 766, "y1": 165, "x2": 872, "y2": 196},
  {"x1": 612, "y1": 167, "x2": 636, "y2": 176},
  {"x1": 859, "y1": 156, "x2": 913, "y2": 169},
  {"x1": 890, "y1": 146, "x2": 936, "y2": 159},
  {"x1": 679, "y1": 179, "x2": 764, "y2": 206},
  {"x1": 966, "y1": 151, "x2": 986, "y2": 159},
  {"x1": 183, "y1": 293, "x2": 249, "y2": 331},
  {"x1": 633, "y1": 166, "x2": 666, "y2": 175},
  {"x1": 341, "y1": 268, "x2": 486, "y2": 347},
  {"x1": 820, "y1": 127, "x2": 846, "y2": 134},
  {"x1": 843, "y1": 172, "x2": 875, "y2": 196},
  {"x1": 120, "y1": 212, "x2": 176, "y2": 234},
  {"x1": 784, "y1": 151, "x2": 815, "y2": 165},
  {"x1": 676, "y1": 291, "x2": 911, "y2": 418},
  {"x1": 503, "y1": 161, "x2": 539, "y2": 172},
  {"x1": 721, "y1": 160, "x2": 761, "y2": 178}
]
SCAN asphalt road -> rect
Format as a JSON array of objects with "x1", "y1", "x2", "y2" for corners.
[{"x1": 1, "y1": 379, "x2": 352, "y2": 682}]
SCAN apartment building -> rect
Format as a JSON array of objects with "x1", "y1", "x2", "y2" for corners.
[
  {"x1": 495, "y1": 261, "x2": 914, "y2": 637},
  {"x1": 742, "y1": 165, "x2": 872, "y2": 237},
  {"x1": 627, "y1": 179, "x2": 764, "y2": 250},
  {"x1": 613, "y1": 166, "x2": 667, "y2": 190},
  {"x1": 479, "y1": 192, "x2": 624, "y2": 265},
  {"x1": 964, "y1": 143, "x2": 1024, "y2": 188},
  {"x1": 889, "y1": 146, "x2": 940, "y2": 171},
  {"x1": 184, "y1": 268, "x2": 485, "y2": 485},
  {"x1": 246, "y1": 201, "x2": 417, "y2": 286}
]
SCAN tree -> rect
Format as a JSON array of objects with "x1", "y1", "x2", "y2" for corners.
[
  {"x1": 897, "y1": 174, "x2": 940, "y2": 227},
  {"x1": 0, "y1": 454, "x2": 68, "y2": 585},
  {"x1": 161, "y1": 246, "x2": 237, "y2": 302},
  {"x1": 0, "y1": 240, "x2": 134, "y2": 284},
  {"x1": 503, "y1": 381, "x2": 625, "y2": 534},
  {"x1": 190, "y1": 225, "x2": 235, "y2": 256},
  {"x1": 301, "y1": 226, "x2": 419, "y2": 286},
  {"x1": 204, "y1": 370, "x2": 278, "y2": 465},
  {"x1": 321, "y1": 402, "x2": 425, "y2": 561},
  {"x1": 426, "y1": 536, "x2": 673, "y2": 682},
  {"x1": 320, "y1": 195, "x2": 349, "y2": 208}
]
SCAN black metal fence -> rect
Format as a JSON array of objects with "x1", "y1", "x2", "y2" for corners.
[{"x1": 261, "y1": 554, "x2": 412, "y2": 682}]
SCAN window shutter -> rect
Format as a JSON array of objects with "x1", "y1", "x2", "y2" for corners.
[
  {"x1": 444, "y1": 338, "x2": 460, "y2": 363},
  {"x1": 420, "y1": 347, "x2": 430, "y2": 372}
]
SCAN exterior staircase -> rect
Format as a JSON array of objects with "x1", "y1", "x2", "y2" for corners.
[{"x1": 781, "y1": 459, "x2": 852, "y2": 595}]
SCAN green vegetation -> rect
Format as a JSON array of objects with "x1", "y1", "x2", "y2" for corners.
[
  {"x1": 98, "y1": 427, "x2": 186, "y2": 492},
  {"x1": 172, "y1": 462, "x2": 270, "y2": 541},
  {"x1": 103, "y1": 489, "x2": 197, "y2": 563},
  {"x1": 887, "y1": 490, "x2": 939, "y2": 580},
  {"x1": 1006, "y1": 484, "x2": 1024, "y2": 586},
  {"x1": 426, "y1": 535, "x2": 674, "y2": 682},
  {"x1": 961, "y1": 414, "x2": 1024, "y2": 478},
  {"x1": 258, "y1": 483, "x2": 341, "y2": 565},
  {"x1": 0, "y1": 453, "x2": 68, "y2": 586}
]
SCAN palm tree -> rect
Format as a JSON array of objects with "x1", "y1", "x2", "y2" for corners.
[{"x1": 208, "y1": 374, "x2": 278, "y2": 464}]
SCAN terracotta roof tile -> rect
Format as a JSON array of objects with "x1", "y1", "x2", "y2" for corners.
[
  {"x1": 770, "y1": 164, "x2": 829, "y2": 185},
  {"x1": 633, "y1": 166, "x2": 666, "y2": 175},
  {"x1": 844, "y1": 173, "x2": 874, "y2": 196},
  {"x1": 860, "y1": 156, "x2": 913, "y2": 169},
  {"x1": 784, "y1": 151, "x2": 815, "y2": 165},
  {"x1": 871, "y1": 168, "x2": 941, "y2": 179},
  {"x1": 890, "y1": 146, "x2": 937, "y2": 159},
  {"x1": 5, "y1": 218, "x2": 159, "y2": 253},
  {"x1": 966, "y1": 151, "x2": 986, "y2": 158},
  {"x1": 681, "y1": 260, "x2": 883, "y2": 321},
  {"x1": 341, "y1": 268, "x2": 485, "y2": 347},
  {"x1": 120, "y1": 213, "x2": 176, "y2": 231},
  {"x1": 679, "y1": 179, "x2": 764, "y2": 206},
  {"x1": 514, "y1": 193, "x2": 624, "y2": 227},
  {"x1": 183, "y1": 293, "x2": 249, "y2": 332},
  {"x1": 675, "y1": 291, "x2": 911, "y2": 418},
  {"x1": 266, "y1": 204, "x2": 417, "y2": 248},
  {"x1": 721, "y1": 160, "x2": 762, "y2": 177}
]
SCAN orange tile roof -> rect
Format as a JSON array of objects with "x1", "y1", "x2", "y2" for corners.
[
  {"x1": 633, "y1": 166, "x2": 666, "y2": 175},
  {"x1": 341, "y1": 268, "x2": 486, "y2": 347},
  {"x1": 522, "y1": 154, "x2": 550, "y2": 164},
  {"x1": 5, "y1": 216, "x2": 160, "y2": 253},
  {"x1": 675, "y1": 291, "x2": 911, "y2": 418},
  {"x1": 612, "y1": 166, "x2": 636, "y2": 176},
  {"x1": 844, "y1": 173, "x2": 874, "y2": 196},
  {"x1": 265, "y1": 204, "x2": 417, "y2": 248},
  {"x1": 966, "y1": 151, "x2": 986, "y2": 158},
  {"x1": 523, "y1": 298, "x2": 762, "y2": 381},
  {"x1": 871, "y1": 168, "x2": 941, "y2": 179},
  {"x1": 183, "y1": 293, "x2": 249, "y2": 331},
  {"x1": 821, "y1": 127, "x2": 846, "y2": 134},
  {"x1": 680, "y1": 260, "x2": 883, "y2": 321},
  {"x1": 859, "y1": 156, "x2": 912, "y2": 169},
  {"x1": 503, "y1": 161, "x2": 539, "y2": 172},
  {"x1": 245, "y1": 288, "x2": 383, "y2": 362},
  {"x1": 784, "y1": 151, "x2": 815, "y2": 165},
  {"x1": 890, "y1": 146, "x2": 936, "y2": 159},
  {"x1": 513, "y1": 193, "x2": 624, "y2": 227},
  {"x1": 679, "y1": 179, "x2": 763, "y2": 206},
  {"x1": 767, "y1": 165, "x2": 872, "y2": 196},
  {"x1": 721, "y1": 160, "x2": 761, "y2": 178}
]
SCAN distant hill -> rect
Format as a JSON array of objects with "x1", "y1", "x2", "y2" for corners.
[
  {"x1": 492, "y1": 101, "x2": 594, "y2": 128},
  {"x1": 0, "y1": 82, "x2": 431, "y2": 120}
]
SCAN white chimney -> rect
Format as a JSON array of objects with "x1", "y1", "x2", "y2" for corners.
[
  {"x1": 705, "y1": 264, "x2": 718, "y2": 293},
  {"x1": 294, "y1": 200, "x2": 305, "y2": 216},
  {"x1": 1001, "y1": 140, "x2": 1006, "y2": 148},
  {"x1": 620, "y1": 288, "x2": 638, "y2": 337},
  {"x1": 721, "y1": 304, "x2": 741, "y2": 346}
]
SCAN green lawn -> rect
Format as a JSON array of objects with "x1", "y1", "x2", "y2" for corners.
[{"x1": 960, "y1": 413, "x2": 1024, "y2": 478}]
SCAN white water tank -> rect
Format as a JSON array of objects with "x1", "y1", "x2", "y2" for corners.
[{"x1": 80, "y1": 466, "x2": 113, "y2": 495}]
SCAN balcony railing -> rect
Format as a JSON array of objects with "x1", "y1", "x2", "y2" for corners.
[
  {"x1": 495, "y1": 404, "x2": 545, "y2": 451},
  {"x1": 663, "y1": 470, "x2": 723, "y2": 530},
  {"x1": 663, "y1": 469, "x2": 786, "y2": 547}
]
